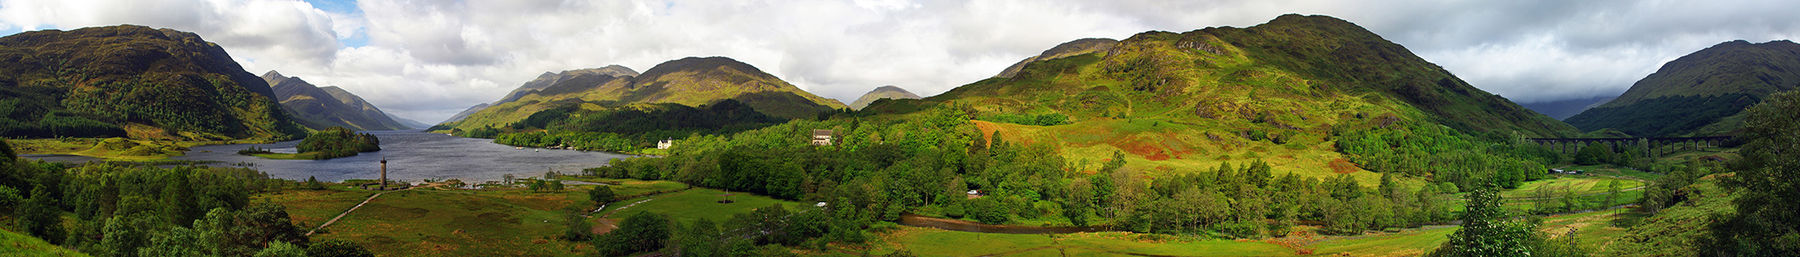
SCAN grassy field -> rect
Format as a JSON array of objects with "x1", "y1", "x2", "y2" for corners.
[
  {"x1": 1501, "y1": 176, "x2": 1644, "y2": 199},
  {"x1": 254, "y1": 187, "x2": 379, "y2": 227},
  {"x1": 0, "y1": 228, "x2": 90, "y2": 257},
  {"x1": 278, "y1": 188, "x2": 593, "y2": 257},
  {"x1": 857, "y1": 225, "x2": 1461, "y2": 257},
  {"x1": 598, "y1": 187, "x2": 804, "y2": 224}
]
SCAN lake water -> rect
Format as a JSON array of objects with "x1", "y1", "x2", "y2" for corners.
[{"x1": 29, "y1": 130, "x2": 637, "y2": 183}]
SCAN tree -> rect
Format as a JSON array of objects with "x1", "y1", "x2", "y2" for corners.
[
  {"x1": 967, "y1": 197, "x2": 1010, "y2": 224},
  {"x1": 306, "y1": 239, "x2": 375, "y2": 257},
  {"x1": 100, "y1": 213, "x2": 162, "y2": 257},
  {"x1": 139, "y1": 227, "x2": 207, "y2": 257},
  {"x1": 252, "y1": 241, "x2": 307, "y2": 257},
  {"x1": 594, "y1": 211, "x2": 670, "y2": 256},
  {"x1": 560, "y1": 207, "x2": 592, "y2": 241},
  {"x1": 1602, "y1": 180, "x2": 1621, "y2": 208},
  {"x1": 1711, "y1": 91, "x2": 1800, "y2": 255},
  {"x1": 671, "y1": 219, "x2": 722, "y2": 257},
  {"x1": 589, "y1": 186, "x2": 616, "y2": 207},
  {"x1": 1435, "y1": 185, "x2": 1535, "y2": 256},
  {"x1": 15, "y1": 182, "x2": 65, "y2": 245}
]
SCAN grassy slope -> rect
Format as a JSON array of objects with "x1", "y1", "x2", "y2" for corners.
[
  {"x1": 897, "y1": 14, "x2": 1572, "y2": 183},
  {"x1": 598, "y1": 187, "x2": 804, "y2": 225},
  {"x1": 0, "y1": 228, "x2": 90, "y2": 257}
]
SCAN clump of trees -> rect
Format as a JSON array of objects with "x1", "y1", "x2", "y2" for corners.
[
  {"x1": 296, "y1": 127, "x2": 380, "y2": 159},
  {"x1": 1334, "y1": 119, "x2": 1556, "y2": 190}
]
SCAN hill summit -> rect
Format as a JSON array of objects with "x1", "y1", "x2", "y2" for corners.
[
  {"x1": 1566, "y1": 40, "x2": 1800, "y2": 136},
  {"x1": 848, "y1": 85, "x2": 922, "y2": 110},
  {"x1": 0, "y1": 25, "x2": 303, "y2": 140}
]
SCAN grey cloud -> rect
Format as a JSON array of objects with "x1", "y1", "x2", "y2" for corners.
[{"x1": 8, "y1": 0, "x2": 1800, "y2": 121}]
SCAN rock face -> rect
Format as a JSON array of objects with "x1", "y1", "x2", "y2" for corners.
[
  {"x1": 441, "y1": 56, "x2": 847, "y2": 131},
  {"x1": 262, "y1": 71, "x2": 412, "y2": 130},
  {"x1": 994, "y1": 38, "x2": 1119, "y2": 78},
  {"x1": 0, "y1": 25, "x2": 304, "y2": 140},
  {"x1": 849, "y1": 85, "x2": 922, "y2": 110},
  {"x1": 1567, "y1": 40, "x2": 1800, "y2": 136}
]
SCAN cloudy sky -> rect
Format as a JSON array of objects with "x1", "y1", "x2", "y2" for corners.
[{"x1": 3, "y1": 0, "x2": 1798, "y2": 123}]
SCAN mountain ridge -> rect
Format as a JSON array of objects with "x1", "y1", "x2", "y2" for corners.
[
  {"x1": 261, "y1": 71, "x2": 412, "y2": 131},
  {"x1": 440, "y1": 57, "x2": 845, "y2": 132},
  {"x1": 1566, "y1": 40, "x2": 1800, "y2": 136}
]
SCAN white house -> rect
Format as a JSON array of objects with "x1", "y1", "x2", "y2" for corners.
[
  {"x1": 811, "y1": 130, "x2": 834, "y2": 146},
  {"x1": 657, "y1": 138, "x2": 674, "y2": 149}
]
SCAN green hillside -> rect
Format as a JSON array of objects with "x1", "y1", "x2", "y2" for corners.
[
  {"x1": 261, "y1": 71, "x2": 411, "y2": 131},
  {"x1": 0, "y1": 25, "x2": 303, "y2": 140},
  {"x1": 440, "y1": 57, "x2": 845, "y2": 132},
  {"x1": 877, "y1": 14, "x2": 1574, "y2": 179},
  {"x1": 1566, "y1": 40, "x2": 1800, "y2": 136}
]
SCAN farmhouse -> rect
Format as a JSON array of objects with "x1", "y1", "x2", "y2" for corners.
[
  {"x1": 657, "y1": 138, "x2": 674, "y2": 149},
  {"x1": 811, "y1": 129, "x2": 834, "y2": 146}
]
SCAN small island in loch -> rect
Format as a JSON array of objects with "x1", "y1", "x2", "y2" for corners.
[{"x1": 241, "y1": 127, "x2": 381, "y2": 160}]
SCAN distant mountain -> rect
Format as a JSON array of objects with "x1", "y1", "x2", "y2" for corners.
[
  {"x1": 994, "y1": 38, "x2": 1118, "y2": 78},
  {"x1": 261, "y1": 71, "x2": 411, "y2": 131},
  {"x1": 441, "y1": 103, "x2": 489, "y2": 124},
  {"x1": 442, "y1": 57, "x2": 846, "y2": 131},
  {"x1": 1566, "y1": 40, "x2": 1800, "y2": 136},
  {"x1": 388, "y1": 114, "x2": 432, "y2": 130},
  {"x1": 848, "y1": 86, "x2": 921, "y2": 110},
  {"x1": 0, "y1": 25, "x2": 304, "y2": 140},
  {"x1": 1519, "y1": 96, "x2": 1614, "y2": 120}
]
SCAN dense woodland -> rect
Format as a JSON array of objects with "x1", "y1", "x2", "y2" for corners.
[{"x1": 0, "y1": 139, "x2": 375, "y2": 257}]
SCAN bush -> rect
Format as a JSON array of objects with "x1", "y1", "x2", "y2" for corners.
[{"x1": 967, "y1": 197, "x2": 1010, "y2": 224}]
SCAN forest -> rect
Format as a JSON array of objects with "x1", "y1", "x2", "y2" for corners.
[{"x1": 0, "y1": 139, "x2": 376, "y2": 257}]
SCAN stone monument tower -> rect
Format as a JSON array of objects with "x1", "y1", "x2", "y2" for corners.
[{"x1": 379, "y1": 159, "x2": 388, "y2": 190}]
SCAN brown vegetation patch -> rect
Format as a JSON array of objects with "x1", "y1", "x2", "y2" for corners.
[{"x1": 1329, "y1": 158, "x2": 1359, "y2": 174}]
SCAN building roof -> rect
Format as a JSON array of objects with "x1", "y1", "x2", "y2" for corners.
[{"x1": 812, "y1": 129, "x2": 834, "y2": 136}]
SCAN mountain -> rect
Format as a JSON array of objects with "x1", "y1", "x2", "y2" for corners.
[
  {"x1": 261, "y1": 71, "x2": 411, "y2": 131},
  {"x1": 1566, "y1": 40, "x2": 1800, "y2": 137},
  {"x1": 0, "y1": 25, "x2": 303, "y2": 140},
  {"x1": 388, "y1": 114, "x2": 432, "y2": 130},
  {"x1": 994, "y1": 38, "x2": 1119, "y2": 78},
  {"x1": 887, "y1": 14, "x2": 1574, "y2": 172},
  {"x1": 441, "y1": 57, "x2": 846, "y2": 131},
  {"x1": 848, "y1": 85, "x2": 921, "y2": 110},
  {"x1": 441, "y1": 103, "x2": 488, "y2": 124},
  {"x1": 1520, "y1": 95, "x2": 1614, "y2": 120}
]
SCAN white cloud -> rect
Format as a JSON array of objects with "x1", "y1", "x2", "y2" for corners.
[{"x1": 5, "y1": 0, "x2": 1800, "y2": 122}]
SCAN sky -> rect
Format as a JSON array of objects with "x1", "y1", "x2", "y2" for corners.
[{"x1": 3, "y1": 0, "x2": 1798, "y2": 123}]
